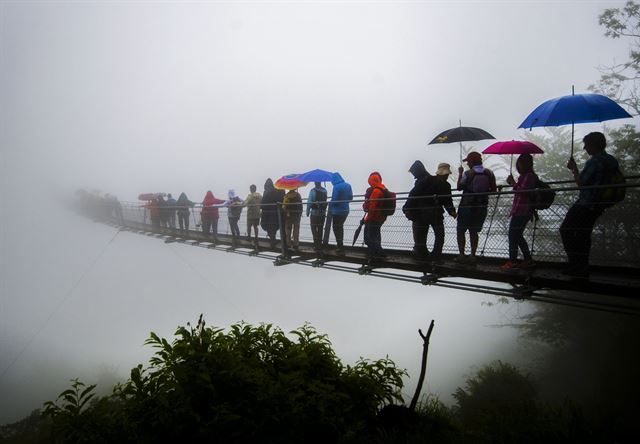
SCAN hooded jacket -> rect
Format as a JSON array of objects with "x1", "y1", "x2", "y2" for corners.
[
  {"x1": 261, "y1": 179, "x2": 285, "y2": 231},
  {"x1": 176, "y1": 192, "x2": 194, "y2": 216},
  {"x1": 363, "y1": 172, "x2": 387, "y2": 223},
  {"x1": 402, "y1": 160, "x2": 437, "y2": 222},
  {"x1": 329, "y1": 172, "x2": 353, "y2": 216},
  {"x1": 225, "y1": 189, "x2": 244, "y2": 219},
  {"x1": 201, "y1": 191, "x2": 225, "y2": 221}
]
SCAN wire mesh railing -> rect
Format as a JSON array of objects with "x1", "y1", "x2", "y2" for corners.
[{"x1": 80, "y1": 180, "x2": 640, "y2": 269}]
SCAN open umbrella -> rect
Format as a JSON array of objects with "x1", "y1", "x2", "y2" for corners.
[
  {"x1": 274, "y1": 174, "x2": 307, "y2": 190},
  {"x1": 483, "y1": 140, "x2": 544, "y2": 174},
  {"x1": 429, "y1": 121, "x2": 495, "y2": 162},
  {"x1": 298, "y1": 169, "x2": 334, "y2": 183},
  {"x1": 518, "y1": 89, "x2": 632, "y2": 156},
  {"x1": 138, "y1": 193, "x2": 166, "y2": 201}
]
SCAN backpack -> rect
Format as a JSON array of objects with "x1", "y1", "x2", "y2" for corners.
[
  {"x1": 365, "y1": 187, "x2": 397, "y2": 216},
  {"x1": 596, "y1": 167, "x2": 626, "y2": 208},
  {"x1": 465, "y1": 169, "x2": 493, "y2": 205},
  {"x1": 532, "y1": 177, "x2": 555, "y2": 211},
  {"x1": 381, "y1": 188, "x2": 397, "y2": 216},
  {"x1": 310, "y1": 188, "x2": 328, "y2": 212}
]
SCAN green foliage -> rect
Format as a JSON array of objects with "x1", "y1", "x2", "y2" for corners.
[
  {"x1": 452, "y1": 361, "x2": 597, "y2": 444},
  {"x1": 520, "y1": 127, "x2": 586, "y2": 182},
  {"x1": 592, "y1": 1, "x2": 640, "y2": 115},
  {"x1": 41, "y1": 316, "x2": 406, "y2": 443}
]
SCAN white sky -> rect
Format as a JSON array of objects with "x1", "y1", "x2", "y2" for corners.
[{"x1": 0, "y1": 0, "x2": 634, "y2": 424}]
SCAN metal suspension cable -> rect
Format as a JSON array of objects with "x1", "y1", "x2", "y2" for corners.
[{"x1": 0, "y1": 228, "x2": 122, "y2": 381}]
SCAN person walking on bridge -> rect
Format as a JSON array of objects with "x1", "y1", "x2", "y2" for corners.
[
  {"x1": 307, "y1": 182, "x2": 328, "y2": 251},
  {"x1": 431, "y1": 163, "x2": 457, "y2": 262},
  {"x1": 176, "y1": 192, "x2": 194, "y2": 231},
  {"x1": 165, "y1": 193, "x2": 177, "y2": 229},
  {"x1": 328, "y1": 172, "x2": 353, "y2": 254},
  {"x1": 402, "y1": 160, "x2": 437, "y2": 260},
  {"x1": 455, "y1": 151, "x2": 497, "y2": 265},
  {"x1": 500, "y1": 154, "x2": 536, "y2": 271},
  {"x1": 261, "y1": 178, "x2": 285, "y2": 248},
  {"x1": 363, "y1": 171, "x2": 388, "y2": 258},
  {"x1": 560, "y1": 132, "x2": 621, "y2": 278},
  {"x1": 225, "y1": 189, "x2": 244, "y2": 247},
  {"x1": 244, "y1": 184, "x2": 262, "y2": 249},
  {"x1": 201, "y1": 191, "x2": 225, "y2": 242},
  {"x1": 283, "y1": 188, "x2": 303, "y2": 252}
]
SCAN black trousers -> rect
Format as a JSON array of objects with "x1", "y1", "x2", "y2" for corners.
[
  {"x1": 332, "y1": 214, "x2": 348, "y2": 247},
  {"x1": 202, "y1": 218, "x2": 219, "y2": 240},
  {"x1": 560, "y1": 204, "x2": 604, "y2": 268},
  {"x1": 364, "y1": 220, "x2": 383, "y2": 255},
  {"x1": 310, "y1": 214, "x2": 326, "y2": 248},
  {"x1": 229, "y1": 216, "x2": 240, "y2": 237},
  {"x1": 178, "y1": 213, "x2": 189, "y2": 230}
]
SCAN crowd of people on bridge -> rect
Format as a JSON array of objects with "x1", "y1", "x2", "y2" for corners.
[{"x1": 133, "y1": 131, "x2": 622, "y2": 278}]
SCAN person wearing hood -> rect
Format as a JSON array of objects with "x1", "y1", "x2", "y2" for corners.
[
  {"x1": 225, "y1": 189, "x2": 244, "y2": 246},
  {"x1": 157, "y1": 195, "x2": 168, "y2": 227},
  {"x1": 307, "y1": 182, "x2": 328, "y2": 251},
  {"x1": 201, "y1": 191, "x2": 225, "y2": 241},
  {"x1": 165, "y1": 193, "x2": 177, "y2": 229},
  {"x1": 283, "y1": 187, "x2": 303, "y2": 252},
  {"x1": 176, "y1": 192, "x2": 195, "y2": 231},
  {"x1": 260, "y1": 179, "x2": 285, "y2": 248},
  {"x1": 244, "y1": 184, "x2": 262, "y2": 248},
  {"x1": 328, "y1": 172, "x2": 353, "y2": 253},
  {"x1": 363, "y1": 171, "x2": 388, "y2": 257},
  {"x1": 402, "y1": 160, "x2": 437, "y2": 259}
]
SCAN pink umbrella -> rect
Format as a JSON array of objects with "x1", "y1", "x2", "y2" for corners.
[{"x1": 483, "y1": 140, "x2": 544, "y2": 173}]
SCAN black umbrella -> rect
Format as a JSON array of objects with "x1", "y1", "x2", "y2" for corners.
[
  {"x1": 352, "y1": 219, "x2": 365, "y2": 246},
  {"x1": 322, "y1": 209, "x2": 332, "y2": 246},
  {"x1": 429, "y1": 122, "x2": 495, "y2": 162}
]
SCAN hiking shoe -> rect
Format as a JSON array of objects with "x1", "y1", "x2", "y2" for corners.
[
  {"x1": 500, "y1": 260, "x2": 519, "y2": 271},
  {"x1": 519, "y1": 259, "x2": 536, "y2": 269},
  {"x1": 562, "y1": 265, "x2": 589, "y2": 278}
]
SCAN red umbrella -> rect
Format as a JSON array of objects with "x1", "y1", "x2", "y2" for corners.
[{"x1": 483, "y1": 140, "x2": 544, "y2": 173}]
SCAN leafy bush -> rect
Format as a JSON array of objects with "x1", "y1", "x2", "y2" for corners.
[{"x1": 41, "y1": 316, "x2": 406, "y2": 443}]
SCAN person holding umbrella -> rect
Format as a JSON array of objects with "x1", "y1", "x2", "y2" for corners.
[
  {"x1": 500, "y1": 154, "x2": 537, "y2": 271},
  {"x1": 306, "y1": 181, "x2": 328, "y2": 252},
  {"x1": 282, "y1": 187, "x2": 303, "y2": 252},
  {"x1": 560, "y1": 132, "x2": 622, "y2": 278}
]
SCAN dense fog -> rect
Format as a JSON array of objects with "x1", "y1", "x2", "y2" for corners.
[{"x1": 0, "y1": 1, "x2": 632, "y2": 424}]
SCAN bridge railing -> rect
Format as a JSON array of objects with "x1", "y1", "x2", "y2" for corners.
[{"x1": 91, "y1": 179, "x2": 640, "y2": 269}]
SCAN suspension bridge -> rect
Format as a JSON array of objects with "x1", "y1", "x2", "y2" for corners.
[{"x1": 78, "y1": 179, "x2": 640, "y2": 315}]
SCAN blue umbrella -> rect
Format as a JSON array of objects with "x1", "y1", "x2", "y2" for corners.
[
  {"x1": 298, "y1": 169, "x2": 334, "y2": 183},
  {"x1": 518, "y1": 91, "x2": 632, "y2": 156}
]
